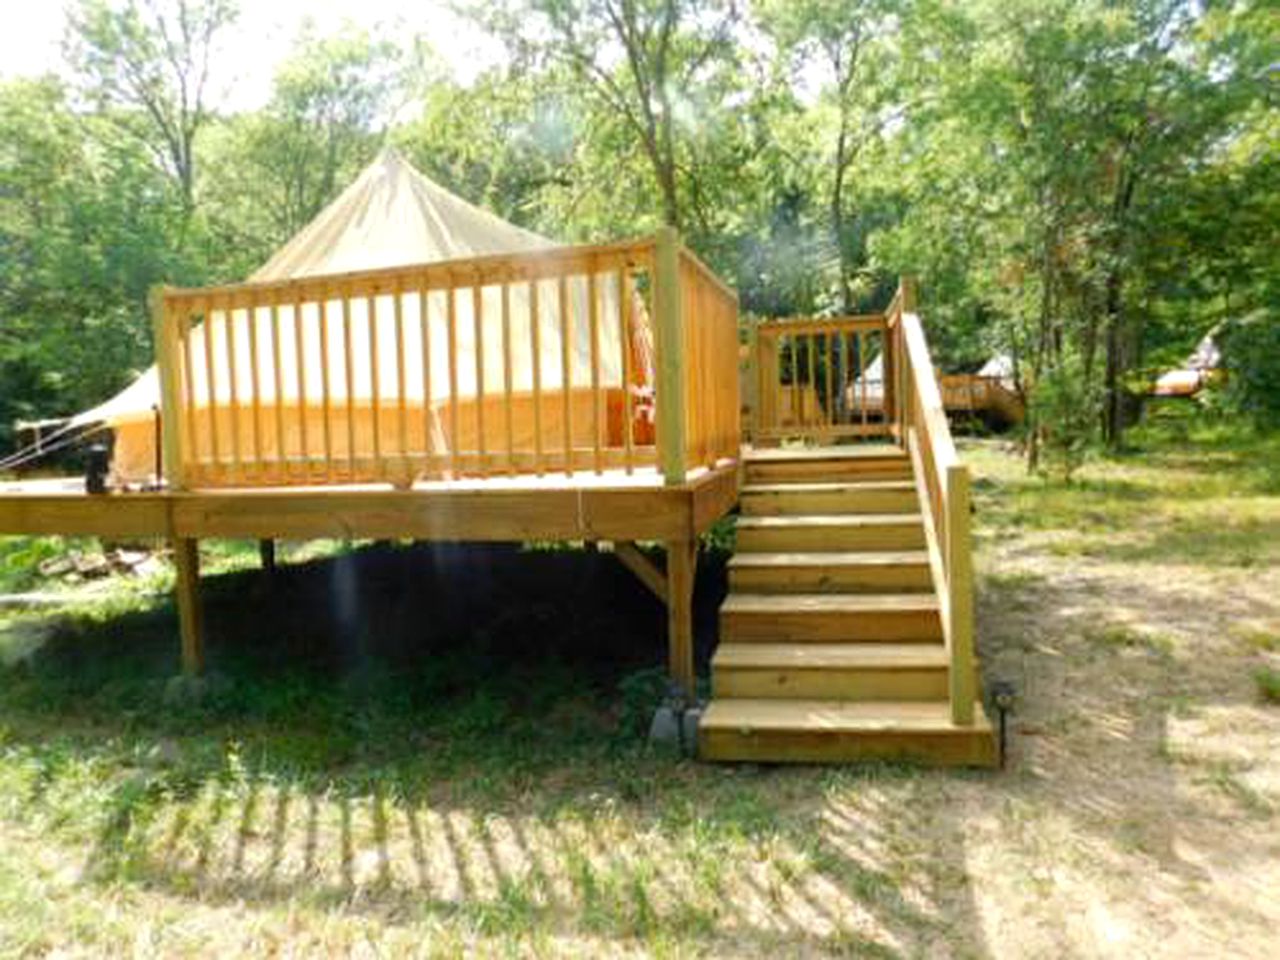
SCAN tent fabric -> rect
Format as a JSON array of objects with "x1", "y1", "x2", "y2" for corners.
[
  {"x1": 977, "y1": 353, "x2": 1016, "y2": 386},
  {"x1": 1152, "y1": 334, "x2": 1221, "y2": 397},
  {"x1": 70, "y1": 149, "x2": 655, "y2": 482}
]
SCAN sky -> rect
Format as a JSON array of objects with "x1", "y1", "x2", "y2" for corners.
[{"x1": 0, "y1": 0, "x2": 504, "y2": 109}]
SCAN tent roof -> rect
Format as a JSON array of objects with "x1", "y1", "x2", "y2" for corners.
[
  {"x1": 74, "y1": 148, "x2": 559, "y2": 427},
  {"x1": 250, "y1": 147, "x2": 555, "y2": 281}
]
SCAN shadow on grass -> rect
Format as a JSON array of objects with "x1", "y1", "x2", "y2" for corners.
[{"x1": 0, "y1": 541, "x2": 991, "y2": 954}]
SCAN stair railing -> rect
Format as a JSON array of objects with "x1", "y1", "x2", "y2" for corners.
[
  {"x1": 748, "y1": 314, "x2": 893, "y2": 444},
  {"x1": 886, "y1": 279, "x2": 977, "y2": 726}
]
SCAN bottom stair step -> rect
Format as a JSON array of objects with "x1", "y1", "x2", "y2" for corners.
[
  {"x1": 699, "y1": 699, "x2": 996, "y2": 767},
  {"x1": 712, "y1": 642, "x2": 948, "y2": 700}
]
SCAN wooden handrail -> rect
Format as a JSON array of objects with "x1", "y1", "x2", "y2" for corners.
[
  {"x1": 156, "y1": 232, "x2": 739, "y2": 491},
  {"x1": 887, "y1": 279, "x2": 976, "y2": 726}
]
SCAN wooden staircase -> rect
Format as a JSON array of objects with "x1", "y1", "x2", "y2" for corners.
[{"x1": 699, "y1": 445, "x2": 996, "y2": 766}]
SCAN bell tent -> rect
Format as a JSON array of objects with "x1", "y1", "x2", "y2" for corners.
[{"x1": 70, "y1": 148, "x2": 654, "y2": 484}]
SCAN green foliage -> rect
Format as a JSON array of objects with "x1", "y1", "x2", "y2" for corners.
[
  {"x1": 0, "y1": 0, "x2": 1274, "y2": 469},
  {"x1": 1030, "y1": 351, "x2": 1102, "y2": 483},
  {"x1": 1255, "y1": 667, "x2": 1280, "y2": 706},
  {"x1": 1219, "y1": 311, "x2": 1280, "y2": 429}
]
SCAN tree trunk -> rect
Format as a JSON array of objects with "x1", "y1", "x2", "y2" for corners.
[{"x1": 1102, "y1": 271, "x2": 1124, "y2": 447}]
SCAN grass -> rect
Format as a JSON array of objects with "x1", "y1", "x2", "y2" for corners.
[
  {"x1": 1255, "y1": 667, "x2": 1280, "y2": 705},
  {"x1": 968, "y1": 409, "x2": 1280, "y2": 568},
  {"x1": 0, "y1": 406, "x2": 1277, "y2": 955}
]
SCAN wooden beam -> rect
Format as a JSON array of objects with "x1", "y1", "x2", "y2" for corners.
[
  {"x1": 666, "y1": 538, "x2": 697, "y2": 700},
  {"x1": 172, "y1": 537, "x2": 204, "y2": 676},
  {"x1": 653, "y1": 227, "x2": 687, "y2": 485},
  {"x1": 0, "y1": 493, "x2": 170, "y2": 537},
  {"x1": 613, "y1": 541, "x2": 668, "y2": 605},
  {"x1": 169, "y1": 485, "x2": 693, "y2": 542}
]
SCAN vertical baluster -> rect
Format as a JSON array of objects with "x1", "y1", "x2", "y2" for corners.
[
  {"x1": 559, "y1": 274, "x2": 572, "y2": 476},
  {"x1": 588, "y1": 268, "x2": 602, "y2": 473},
  {"x1": 343, "y1": 292, "x2": 356, "y2": 477},
  {"x1": 419, "y1": 280, "x2": 433, "y2": 477},
  {"x1": 446, "y1": 280, "x2": 460, "y2": 477},
  {"x1": 473, "y1": 278, "x2": 486, "y2": 475},
  {"x1": 789, "y1": 335, "x2": 798, "y2": 429},
  {"x1": 619, "y1": 267, "x2": 634, "y2": 473},
  {"x1": 226, "y1": 296, "x2": 243, "y2": 482},
  {"x1": 293, "y1": 290, "x2": 309, "y2": 479},
  {"x1": 247, "y1": 298, "x2": 263, "y2": 477},
  {"x1": 531, "y1": 279, "x2": 543, "y2": 476},
  {"x1": 860, "y1": 330, "x2": 869, "y2": 432},
  {"x1": 181, "y1": 308, "x2": 198, "y2": 472},
  {"x1": 202, "y1": 296, "x2": 220, "y2": 475},
  {"x1": 395, "y1": 278, "x2": 408, "y2": 470},
  {"x1": 824, "y1": 331, "x2": 834, "y2": 434},
  {"x1": 841, "y1": 329, "x2": 851, "y2": 428},
  {"x1": 368, "y1": 291, "x2": 381, "y2": 477},
  {"x1": 502, "y1": 277, "x2": 515, "y2": 474},
  {"x1": 270, "y1": 300, "x2": 285, "y2": 479},
  {"x1": 806, "y1": 332, "x2": 816, "y2": 428},
  {"x1": 319, "y1": 289, "x2": 334, "y2": 480}
]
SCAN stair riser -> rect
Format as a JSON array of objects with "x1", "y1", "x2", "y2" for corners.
[
  {"x1": 729, "y1": 564, "x2": 932, "y2": 594},
  {"x1": 721, "y1": 609, "x2": 942, "y2": 642},
  {"x1": 740, "y1": 489, "x2": 917, "y2": 516},
  {"x1": 736, "y1": 525, "x2": 925, "y2": 552},
  {"x1": 713, "y1": 667, "x2": 947, "y2": 701},
  {"x1": 745, "y1": 461, "x2": 911, "y2": 484},
  {"x1": 699, "y1": 728, "x2": 998, "y2": 766}
]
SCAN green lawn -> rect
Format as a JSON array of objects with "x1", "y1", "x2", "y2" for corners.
[{"x1": 1, "y1": 410, "x2": 1277, "y2": 957}]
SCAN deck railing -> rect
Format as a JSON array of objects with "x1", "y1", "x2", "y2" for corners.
[
  {"x1": 749, "y1": 315, "x2": 892, "y2": 443},
  {"x1": 886, "y1": 279, "x2": 976, "y2": 726},
  {"x1": 153, "y1": 230, "x2": 739, "y2": 490}
]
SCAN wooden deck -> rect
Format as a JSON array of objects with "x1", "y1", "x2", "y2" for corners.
[{"x1": 1, "y1": 273, "x2": 995, "y2": 768}]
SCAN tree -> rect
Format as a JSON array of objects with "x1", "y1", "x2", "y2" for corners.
[
  {"x1": 471, "y1": 0, "x2": 740, "y2": 230},
  {"x1": 66, "y1": 0, "x2": 237, "y2": 212},
  {"x1": 201, "y1": 25, "x2": 400, "y2": 265},
  {"x1": 755, "y1": 0, "x2": 906, "y2": 312}
]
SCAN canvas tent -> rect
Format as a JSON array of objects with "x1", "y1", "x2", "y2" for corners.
[
  {"x1": 847, "y1": 353, "x2": 885, "y2": 412},
  {"x1": 1153, "y1": 333, "x2": 1221, "y2": 397},
  {"x1": 71, "y1": 149, "x2": 654, "y2": 483}
]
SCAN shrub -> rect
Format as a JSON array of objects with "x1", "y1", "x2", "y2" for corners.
[
  {"x1": 1030, "y1": 351, "x2": 1102, "y2": 483},
  {"x1": 1219, "y1": 310, "x2": 1280, "y2": 428},
  {"x1": 1254, "y1": 666, "x2": 1280, "y2": 705}
]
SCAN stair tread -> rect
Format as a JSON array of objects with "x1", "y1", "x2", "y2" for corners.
[
  {"x1": 737, "y1": 514, "x2": 922, "y2": 529},
  {"x1": 722, "y1": 593, "x2": 939, "y2": 613},
  {"x1": 745, "y1": 444, "x2": 905, "y2": 463},
  {"x1": 729, "y1": 550, "x2": 929, "y2": 568},
  {"x1": 701, "y1": 698, "x2": 992, "y2": 734},
  {"x1": 714, "y1": 642, "x2": 947, "y2": 670},
  {"x1": 742, "y1": 480, "x2": 916, "y2": 494}
]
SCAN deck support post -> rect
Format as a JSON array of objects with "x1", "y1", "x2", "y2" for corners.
[
  {"x1": 172, "y1": 537, "x2": 204, "y2": 676},
  {"x1": 665, "y1": 538, "x2": 697, "y2": 701},
  {"x1": 653, "y1": 227, "x2": 687, "y2": 485},
  {"x1": 258, "y1": 538, "x2": 276, "y2": 574}
]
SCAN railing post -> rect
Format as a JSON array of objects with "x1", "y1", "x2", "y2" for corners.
[
  {"x1": 946, "y1": 463, "x2": 976, "y2": 725},
  {"x1": 653, "y1": 226, "x2": 687, "y2": 485},
  {"x1": 901, "y1": 275, "x2": 918, "y2": 314},
  {"x1": 151, "y1": 286, "x2": 186, "y2": 490}
]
